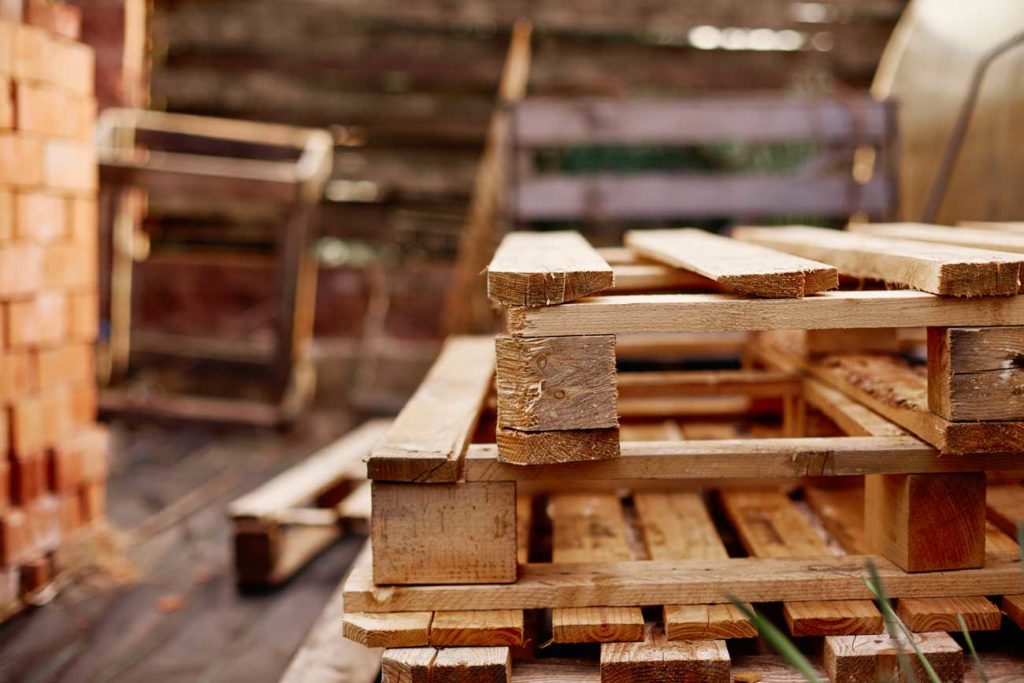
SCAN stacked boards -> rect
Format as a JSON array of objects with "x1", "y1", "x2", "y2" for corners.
[{"x1": 0, "y1": 11, "x2": 108, "y2": 620}]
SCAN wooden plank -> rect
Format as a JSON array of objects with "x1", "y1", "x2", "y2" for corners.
[
  {"x1": 896, "y1": 597, "x2": 1002, "y2": 632},
  {"x1": 625, "y1": 228, "x2": 837, "y2": 298},
  {"x1": 430, "y1": 610, "x2": 524, "y2": 647},
  {"x1": 516, "y1": 495, "x2": 532, "y2": 565},
  {"x1": 371, "y1": 482, "x2": 517, "y2": 584},
  {"x1": 663, "y1": 604, "x2": 756, "y2": 640},
  {"x1": 865, "y1": 472, "x2": 987, "y2": 572},
  {"x1": 928, "y1": 326, "x2": 1024, "y2": 421},
  {"x1": 617, "y1": 370, "x2": 800, "y2": 399},
  {"x1": 611, "y1": 263, "x2": 715, "y2": 292},
  {"x1": 549, "y1": 494, "x2": 644, "y2": 644},
  {"x1": 369, "y1": 336, "x2": 494, "y2": 482},
  {"x1": 494, "y1": 426, "x2": 620, "y2": 465},
  {"x1": 486, "y1": 231, "x2": 613, "y2": 307},
  {"x1": 600, "y1": 623, "x2": 730, "y2": 683},
  {"x1": 495, "y1": 335, "x2": 617, "y2": 432},
  {"x1": 382, "y1": 648, "x2": 435, "y2": 683},
  {"x1": 343, "y1": 553, "x2": 1024, "y2": 613},
  {"x1": 1003, "y1": 595, "x2": 1024, "y2": 629},
  {"x1": 823, "y1": 632, "x2": 963, "y2": 683},
  {"x1": 432, "y1": 647, "x2": 510, "y2": 683},
  {"x1": 720, "y1": 490, "x2": 882, "y2": 636},
  {"x1": 733, "y1": 225, "x2": 1023, "y2": 297},
  {"x1": 343, "y1": 611, "x2": 433, "y2": 647},
  {"x1": 850, "y1": 222, "x2": 1024, "y2": 254},
  {"x1": 505, "y1": 290, "x2": 1024, "y2": 338},
  {"x1": 460, "y1": 437, "x2": 1024, "y2": 483},
  {"x1": 987, "y1": 484, "x2": 1024, "y2": 538}
]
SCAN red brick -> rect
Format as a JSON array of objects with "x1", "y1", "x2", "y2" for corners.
[
  {"x1": 48, "y1": 437, "x2": 81, "y2": 492},
  {"x1": 67, "y1": 290, "x2": 97, "y2": 341},
  {"x1": 35, "y1": 343, "x2": 92, "y2": 389},
  {"x1": 0, "y1": 21, "x2": 15, "y2": 75},
  {"x1": 25, "y1": 1, "x2": 82, "y2": 41},
  {"x1": 0, "y1": 133, "x2": 43, "y2": 187},
  {"x1": 0, "y1": 351, "x2": 37, "y2": 401},
  {"x1": 12, "y1": 24, "x2": 48, "y2": 83},
  {"x1": 11, "y1": 454, "x2": 46, "y2": 504},
  {"x1": 45, "y1": 39, "x2": 93, "y2": 97},
  {"x1": 0, "y1": 191, "x2": 12, "y2": 242},
  {"x1": 66, "y1": 381, "x2": 94, "y2": 427},
  {"x1": 19, "y1": 554, "x2": 50, "y2": 596},
  {"x1": 68, "y1": 196, "x2": 96, "y2": 248},
  {"x1": 79, "y1": 481, "x2": 104, "y2": 523},
  {"x1": 41, "y1": 385, "x2": 73, "y2": 441},
  {"x1": 0, "y1": 77, "x2": 12, "y2": 130},
  {"x1": 14, "y1": 191, "x2": 67, "y2": 243},
  {"x1": 65, "y1": 424, "x2": 107, "y2": 483},
  {"x1": 43, "y1": 139, "x2": 96, "y2": 192},
  {"x1": 42, "y1": 243, "x2": 94, "y2": 289},
  {"x1": 57, "y1": 492, "x2": 80, "y2": 535},
  {"x1": 15, "y1": 83, "x2": 93, "y2": 140},
  {"x1": 0, "y1": 508, "x2": 31, "y2": 566},
  {"x1": 0, "y1": 244, "x2": 43, "y2": 297},
  {"x1": 9, "y1": 394, "x2": 45, "y2": 456},
  {"x1": 6, "y1": 292, "x2": 68, "y2": 347},
  {"x1": 26, "y1": 495, "x2": 59, "y2": 552},
  {"x1": 0, "y1": 413, "x2": 6, "y2": 458},
  {"x1": 0, "y1": 460, "x2": 8, "y2": 511}
]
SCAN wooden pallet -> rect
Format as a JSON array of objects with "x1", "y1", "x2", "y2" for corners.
[{"x1": 229, "y1": 419, "x2": 389, "y2": 586}]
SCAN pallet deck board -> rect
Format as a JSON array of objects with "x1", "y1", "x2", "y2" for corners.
[
  {"x1": 849, "y1": 222, "x2": 1024, "y2": 254},
  {"x1": 733, "y1": 225, "x2": 1023, "y2": 296},
  {"x1": 626, "y1": 228, "x2": 837, "y2": 298},
  {"x1": 505, "y1": 290, "x2": 1024, "y2": 337}
]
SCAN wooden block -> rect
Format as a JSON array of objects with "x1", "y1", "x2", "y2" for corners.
[
  {"x1": 495, "y1": 425, "x2": 619, "y2": 465},
  {"x1": 0, "y1": 508, "x2": 30, "y2": 566},
  {"x1": 0, "y1": 133, "x2": 43, "y2": 186},
  {"x1": 896, "y1": 596, "x2": 1002, "y2": 632},
  {"x1": 987, "y1": 483, "x2": 1024, "y2": 538},
  {"x1": 823, "y1": 632, "x2": 963, "y2": 683},
  {"x1": 487, "y1": 230, "x2": 613, "y2": 306},
  {"x1": 79, "y1": 481, "x2": 105, "y2": 523},
  {"x1": 14, "y1": 191, "x2": 67, "y2": 243},
  {"x1": 495, "y1": 334, "x2": 617, "y2": 432},
  {"x1": 0, "y1": 244, "x2": 43, "y2": 298},
  {"x1": 67, "y1": 290, "x2": 97, "y2": 341},
  {"x1": 734, "y1": 225, "x2": 1023, "y2": 297},
  {"x1": 381, "y1": 648, "x2": 434, "y2": 683},
  {"x1": 371, "y1": 481, "x2": 516, "y2": 585},
  {"x1": 664, "y1": 604, "x2": 757, "y2": 640},
  {"x1": 368, "y1": 336, "x2": 493, "y2": 482},
  {"x1": 865, "y1": 473, "x2": 986, "y2": 572},
  {"x1": 432, "y1": 647, "x2": 510, "y2": 683},
  {"x1": 10, "y1": 394, "x2": 46, "y2": 456},
  {"x1": 11, "y1": 454, "x2": 45, "y2": 504},
  {"x1": 601, "y1": 625, "x2": 730, "y2": 683},
  {"x1": 783, "y1": 601, "x2": 883, "y2": 637},
  {"x1": 43, "y1": 139, "x2": 96, "y2": 192},
  {"x1": 35, "y1": 343, "x2": 92, "y2": 389},
  {"x1": 429, "y1": 610, "x2": 524, "y2": 646},
  {"x1": 928, "y1": 326, "x2": 1024, "y2": 421},
  {"x1": 1002, "y1": 594, "x2": 1024, "y2": 629},
  {"x1": 1, "y1": 352, "x2": 36, "y2": 401},
  {"x1": 7, "y1": 292, "x2": 68, "y2": 347},
  {"x1": 626, "y1": 228, "x2": 837, "y2": 297},
  {"x1": 342, "y1": 611, "x2": 432, "y2": 648},
  {"x1": 552, "y1": 607, "x2": 645, "y2": 644}
]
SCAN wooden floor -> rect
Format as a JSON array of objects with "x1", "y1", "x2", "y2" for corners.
[{"x1": 0, "y1": 411, "x2": 366, "y2": 683}]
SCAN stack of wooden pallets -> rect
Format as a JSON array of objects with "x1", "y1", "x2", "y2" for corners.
[
  {"x1": 341, "y1": 226, "x2": 1024, "y2": 682},
  {"x1": 0, "y1": 11, "x2": 108, "y2": 620}
]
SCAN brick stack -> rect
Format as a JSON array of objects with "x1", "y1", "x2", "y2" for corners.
[{"x1": 0, "y1": 12, "x2": 108, "y2": 620}]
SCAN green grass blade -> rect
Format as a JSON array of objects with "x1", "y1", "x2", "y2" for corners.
[
  {"x1": 727, "y1": 596, "x2": 820, "y2": 683},
  {"x1": 956, "y1": 613, "x2": 988, "y2": 683}
]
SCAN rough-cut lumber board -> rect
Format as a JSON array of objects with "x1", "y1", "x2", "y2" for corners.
[
  {"x1": 369, "y1": 336, "x2": 493, "y2": 482},
  {"x1": 494, "y1": 426, "x2": 620, "y2": 465},
  {"x1": 896, "y1": 597, "x2": 1002, "y2": 632},
  {"x1": 433, "y1": 647, "x2": 511, "y2": 683},
  {"x1": 824, "y1": 632, "x2": 963, "y2": 683},
  {"x1": 495, "y1": 334, "x2": 617, "y2": 432},
  {"x1": 615, "y1": 332, "x2": 748, "y2": 359},
  {"x1": 460, "y1": 437, "x2": 1024, "y2": 483},
  {"x1": 281, "y1": 576, "x2": 381, "y2": 683},
  {"x1": 371, "y1": 482, "x2": 517, "y2": 584},
  {"x1": 382, "y1": 648, "x2": 434, "y2": 683},
  {"x1": 720, "y1": 490, "x2": 882, "y2": 636},
  {"x1": 928, "y1": 326, "x2": 1024, "y2": 421},
  {"x1": 343, "y1": 552, "x2": 1024, "y2": 613},
  {"x1": 733, "y1": 225, "x2": 1023, "y2": 296},
  {"x1": 343, "y1": 611, "x2": 433, "y2": 648},
  {"x1": 663, "y1": 604, "x2": 757, "y2": 641},
  {"x1": 617, "y1": 370, "x2": 800, "y2": 399},
  {"x1": 987, "y1": 484, "x2": 1024, "y2": 538},
  {"x1": 625, "y1": 228, "x2": 837, "y2": 297},
  {"x1": 549, "y1": 494, "x2": 644, "y2": 644},
  {"x1": 850, "y1": 221, "x2": 1024, "y2": 254},
  {"x1": 486, "y1": 231, "x2": 613, "y2": 306},
  {"x1": 430, "y1": 610, "x2": 524, "y2": 647},
  {"x1": 865, "y1": 472, "x2": 986, "y2": 572},
  {"x1": 600, "y1": 624, "x2": 730, "y2": 683},
  {"x1": 506, "y1": 290, "x2": 1024, "y2": 337},
  {"x1": 611, "y1": 263, "x2": 715, "y2": 292},
  {"x1": 756, "y1": 342, "x2": 1024, "y2": 454},
  {"x1": 804, "y1": 327, "x2": 902, "y2": 355},
  {"x1": 1003, "y1": 595, "x2": 1024, "y2": 629}
]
